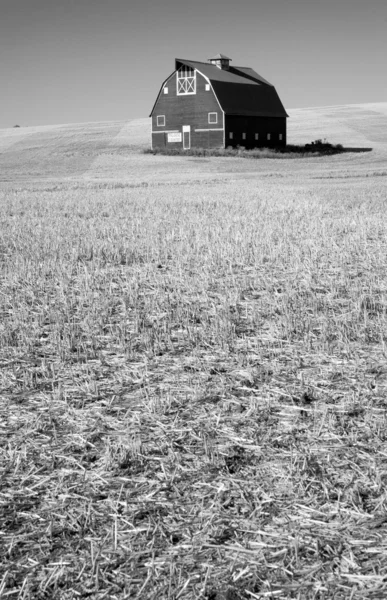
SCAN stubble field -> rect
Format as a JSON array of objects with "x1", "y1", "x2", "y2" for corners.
[{"x1": 1, "y1": 104, "x2": 387, "y2": 599}]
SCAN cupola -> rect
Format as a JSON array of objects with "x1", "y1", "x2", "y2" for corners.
[{"x1": 208, "y1": 53, "x2": 232, "y2": 70}]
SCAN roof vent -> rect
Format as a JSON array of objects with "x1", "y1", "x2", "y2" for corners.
[{"x1": 208, "y1": 53, "x2": 231, "y2": 70}]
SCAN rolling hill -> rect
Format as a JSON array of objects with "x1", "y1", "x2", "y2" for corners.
[{"x1": 0, "y1": 103, "x2": 386, "y2": 187}]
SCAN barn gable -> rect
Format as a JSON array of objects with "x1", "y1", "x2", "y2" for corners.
[
  {"x1": 172, "y1": 58, "x2": 288, "y2": 119},
  {"x1": 150, "y1": 54, "x2": 288, "y2": 150}
]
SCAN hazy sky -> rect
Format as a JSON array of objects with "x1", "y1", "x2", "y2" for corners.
[{"x1": 1, "y1": 0, "x2": 386, "y2": 128}]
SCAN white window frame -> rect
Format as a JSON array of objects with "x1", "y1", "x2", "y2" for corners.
[
  {"x1": 176, "y1": 67, "x2": 196, "y2": 95},
  {"x1": 229, "y1": 132, "x2": 233, "y2": 139},
  {"x1": 267, "y1": 133, "x2": 271, "y2": 141},
  {"x1": 164, "y1": 87, "x2": 168, "y2": 94},
  {"x1": 205, "y1": 83, "x2": 210, "y2": 91},
  {"x1": 208, "y1": 112, "x2": 218, "y2": 124},
  {"x1": 157, "y1": 115, "x2": 165, "y2": 127}
]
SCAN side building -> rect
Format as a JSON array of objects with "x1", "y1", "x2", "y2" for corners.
[{"x1": 150, "y1": 54, "x2": 288, "y2": 150}]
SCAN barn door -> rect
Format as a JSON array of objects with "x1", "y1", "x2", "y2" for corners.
[{"x1": 183, "y1": 125, "x2": 191, "y2": 150}]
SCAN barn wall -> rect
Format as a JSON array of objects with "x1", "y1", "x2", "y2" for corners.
[
  {"x1": 225, "y1": 116, "x2": 287, "y2": 149},
  {"x1": 194, "y1": 130, "x2": 224, "y2": 149},
  {"x1": 151, "y1": 71, "x2": 224, "y2": 149}
]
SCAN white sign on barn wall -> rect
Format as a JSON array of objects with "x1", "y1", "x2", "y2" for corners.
[{"x1": 167, "y1": 132, "x2": 182, "y2": 143}]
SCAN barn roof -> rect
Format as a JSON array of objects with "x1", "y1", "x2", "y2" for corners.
[
  {"x1": 149, "y1": 58, "x2": 288, "y2": 118},
  {"x1": 176, "y1": 59, "x2": 264, "y2": 85},
  {"x1": 175, "y1": 59, "x2": 288, "y2": 118}
]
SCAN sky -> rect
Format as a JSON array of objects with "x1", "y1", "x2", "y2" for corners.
[{"x1": 0, "y1": 0, "x2": 386, "y2": 128}]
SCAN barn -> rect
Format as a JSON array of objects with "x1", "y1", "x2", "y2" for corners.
[{"x1": 150, "y1": 54, "x2": 288, "y2": 150}]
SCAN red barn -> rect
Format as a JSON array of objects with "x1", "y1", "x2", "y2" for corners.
[{"x1": 150, "y1": 54, "x2": 288, "y2": 150}]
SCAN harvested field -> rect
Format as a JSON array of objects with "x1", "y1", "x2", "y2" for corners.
[{"x1": 1, "y1": 103, "x2": 387, "y2": 599}]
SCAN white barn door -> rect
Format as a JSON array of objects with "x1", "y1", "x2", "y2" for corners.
[{"x1": 183, "y1": 125, "x2": 191, "y2": 149}]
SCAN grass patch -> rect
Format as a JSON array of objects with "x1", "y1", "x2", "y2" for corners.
[{"x1": 144, "y1": 140, "x2": 367, "y2": 159}]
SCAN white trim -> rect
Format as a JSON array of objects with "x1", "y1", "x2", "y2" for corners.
[
  {"x1": 176, "y1": 67, "x2": 196, "y2": 95},
  {"x1": 208, "y1": 112, "x2": 218, "y2": 124},
  {"x1": 149, "y1": 70, "x2": 175, "y2": 117},
  {"x1": 156, "y1": 115, "x2": 165, "y2": 127},
  {"x1": 195, "y1": 128, "x2": 224, "y2": 132},
  {"x1": 163, "y1": 72, "x2": 175, "y2": 86},
  {"x1": 152, "y1": 130, "x2": 179, "y2": 134},
  {"x1": 182, "y1": 125, "x2": 191, "y2": 149},
  {"x1": 163, "y1": 87, "x2": 168, "y2": 94},
  {"x1": 205, "y1": 83, "x2": 210, "y2": 91}
]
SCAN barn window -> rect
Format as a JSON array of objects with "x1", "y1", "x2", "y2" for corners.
[
  {"x1": 267, "y1": 133, "x2": 271, "y2": 141},
  {"x1": 279, "y1": 134, "x2": 283, "y2": 141},
  {"x1": 157, "y1": 115, "x2": 165, "y2": 127},
  {"x1": 205, "y1": 83, "x2": 210, "y2": 91},
  {"x1": 164, "y1": 87, "x2": 168, "y2": 94},
  {"x1": 242, "y1": 133, "x2": 246, "y2": 140},
  {"x1": 177, "y1": 66, "x2": 196, "y2": 95},
  {"x1": 208, "y1": 112, "x2": 217, "y2": 124},
  {"x1": 255, "y1": 133, "x2": 259, "y2": 140},
  {"x1": 229, "y1": 132, "x2": 233, "y2": 139}
]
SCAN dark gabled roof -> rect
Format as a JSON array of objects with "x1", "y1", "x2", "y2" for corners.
[
  {"x1": 211, "y1": 81, "x2": 288, "y2": 118},
  {"x1": 149, "y1": 58, "x2": 288, "y2": 118},
  {"x1": 175, "y1": 59, "x2": 288, "y2": 118},
  {"x1": 232, "y1": 66, "x2": 272, "y2": 86},
  {"x1": 176, "y1": 59, "x2": 251, "y2": 85}
]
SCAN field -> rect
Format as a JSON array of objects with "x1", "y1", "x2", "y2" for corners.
[{"x1": 1, "y1": 103, "x2": 387, "y2": 599}]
